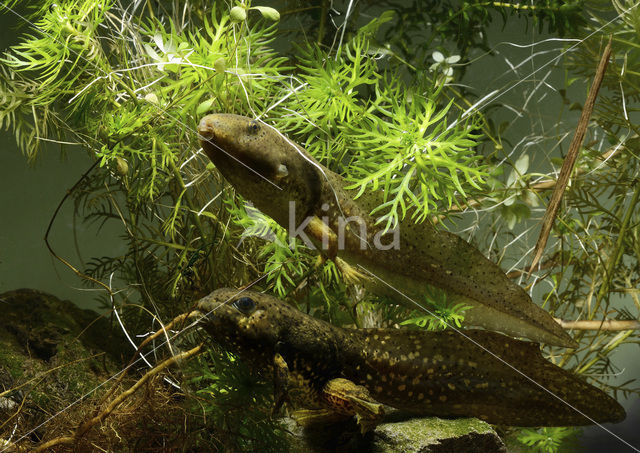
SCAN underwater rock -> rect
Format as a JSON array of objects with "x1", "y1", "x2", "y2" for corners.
[
  {"x1": 372, "y1": 416, "x2": 506, "y2": 453},
  {"x1": 0, "y1": 288, "x2": 125, "y2": 362},
  {"x1": 0, "y1": 288, "x2": 125, "y2": 448},
  {"x1": 283, "y1": 414, "x2": 505, "y2": 452}
]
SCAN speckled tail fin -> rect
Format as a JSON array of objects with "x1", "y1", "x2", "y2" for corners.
[
  {"x1": 345, "y1": 185, "x2": 575, "y2": 348},
  {"x1": 355, "y1": 328, "x2": 624, "y2": 426},
  {"x1": 411, "y1": 223, "x2": 576, "y2": 347}
]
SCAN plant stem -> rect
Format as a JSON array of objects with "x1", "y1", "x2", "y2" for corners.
[
  {"x1": 317, "y1": 0, "x2": 328, "y2": 45},
  {"x1": 168, "y1": 158, "x2": 216, "y2": 281},
  {"x1": 591, "y1": 181, "x2": 640, "y2": 316}
]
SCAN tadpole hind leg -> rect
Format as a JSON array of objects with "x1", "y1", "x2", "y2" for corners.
[{"x1": 272, "y1": 351, "x2": 290, "y2": 416}]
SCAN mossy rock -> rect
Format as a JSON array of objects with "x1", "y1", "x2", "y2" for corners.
[
  {"x1": 283, "y1": 413, "x2": 505, "y2": 452},
  {"x1": 373, "y1": 416, "x2": 505, "y2": 452},
  {"x1": 0, "y1": 288, "x2": 127, "y2": 444},
  {"x1": 0, "y1": 288, "x2": 126, "y2": 362}
]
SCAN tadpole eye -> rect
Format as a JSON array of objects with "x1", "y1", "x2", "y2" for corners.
[
  {"x1": 233, "y1": 296, "x2": 256, "y2": 314},
  {"x1": 248, "y1": 120, "x2": 260, "y2": 134}
]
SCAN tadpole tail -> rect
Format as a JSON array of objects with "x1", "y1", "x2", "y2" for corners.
[{"x1": 349, "y1": 329, "x2": 625, "y2": 426}]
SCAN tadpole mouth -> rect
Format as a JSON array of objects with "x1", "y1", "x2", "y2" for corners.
[{"x1": 197, "y1": 117, "x2": 215, "y2": 140}]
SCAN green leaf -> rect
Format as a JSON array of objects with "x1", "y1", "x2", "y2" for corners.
[
  {"x1": 252, "y1": 6, "x2": 280, "y2": 22},
  {"x1": 197, "y1": 98, "x2": 216, "y2": 116},
  {"x1": 515, "y1": 153, "x2": 530, "y2": 175},
  {"x1": 213, "y1": 57, "x2": 226, "y2": 73}
]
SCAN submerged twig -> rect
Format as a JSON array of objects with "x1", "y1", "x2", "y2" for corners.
[
  {"x1": 555, "y1": 318, "x2": 640, "y2": 331},
  {"x1": 32, "y1": 343, "x2": 204, "y2": 452},
  {"x1": 528, "y1": 37, "x2": 612, "y2": 275},
  {"x1": 97, "y1": 312, "x2": 193, "y2": 406}
]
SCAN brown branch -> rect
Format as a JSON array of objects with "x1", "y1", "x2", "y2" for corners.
[
  {"x1": 97, "y1": 312, "x2": 193, "y2": 406},
  {"x1": 528, "y1": 37, "x2": 612, "y2": 275},
  {"x1": 612, "y1": 288, "x2": 640, "y2": 294},
  {"x1": 555, "y1": 318, "x2": 640, "y2": 331},
  {"x1": 32, "y1": 343, "x2": 204, "y2": 453}
]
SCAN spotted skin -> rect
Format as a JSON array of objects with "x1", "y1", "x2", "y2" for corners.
[
  {"x1": 197, "y1": 289, "x2": 625, "y2": 427},
  {"x1": 197, "y1": 113, "x2": 575, "y2": 348}
]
